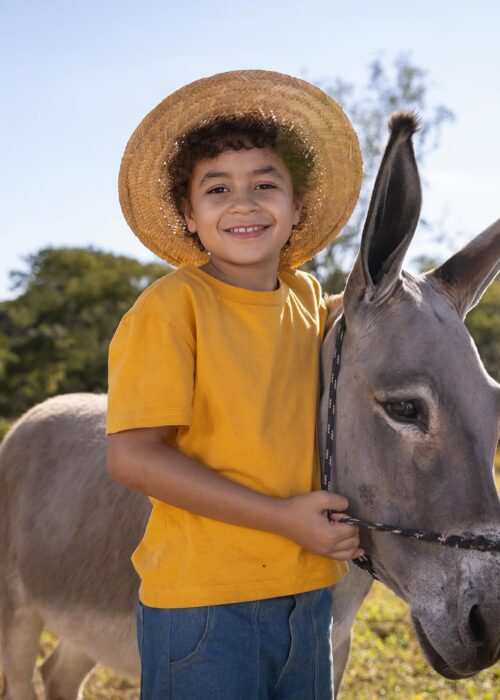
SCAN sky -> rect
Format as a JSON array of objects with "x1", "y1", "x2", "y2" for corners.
[{"x1": 1, "y1": 1, "x2": 499, "y2": 299}]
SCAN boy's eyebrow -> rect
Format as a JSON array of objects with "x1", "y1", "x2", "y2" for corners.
[{"x1": 198, "y1": 165, "x2": 284, "y2": 188}]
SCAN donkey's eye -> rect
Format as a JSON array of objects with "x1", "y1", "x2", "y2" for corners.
[{"x1": 382, "y1": 399, "x2": 421, "y2": 423}]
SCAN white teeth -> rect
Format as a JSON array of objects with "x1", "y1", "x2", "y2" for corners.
[{"x1": 228, "y1": 225, "x2": 266, "y2": 233}]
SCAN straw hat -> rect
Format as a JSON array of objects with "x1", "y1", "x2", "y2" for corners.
[{"x1": 119, "y1": 69, "x2": 362, "y2": 268}]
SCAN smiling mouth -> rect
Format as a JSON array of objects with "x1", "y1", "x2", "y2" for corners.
[{"x1": 224, "y1": 225, "x2": 269, "y2": 235}]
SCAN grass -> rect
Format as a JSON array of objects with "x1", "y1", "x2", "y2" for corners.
[
  {"x1": 35, "y1": 582, "x2": 500, "y2": 699},
  {"x1": 26, "y1": 453, "x2": 500, "y2": 698},
  {"x1": 341, "y1": 582, "x2": 500, "y2": 699},
  {"x1": 35, "y1": 632, "x2": 139, "y2": 700}
]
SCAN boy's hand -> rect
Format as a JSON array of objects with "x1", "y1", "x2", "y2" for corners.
[
  {"x1": 109, "y1": 429, "x2": 362, "y2": 559},
  {"x1": 277, "y1": 491, "x2": 363, "y2": 560}
]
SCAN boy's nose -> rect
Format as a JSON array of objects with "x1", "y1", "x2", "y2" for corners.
[{"x1": 228, "y1": 190, "x2": 259, "y2": 213}]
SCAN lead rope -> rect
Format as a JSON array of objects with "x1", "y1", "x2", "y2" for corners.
[
  {"x1": 322, "y1": 314, "x2": 380, "y2": 579},
  {"x1": 321, "y1": 314, "x2": 500, "y2": 582}
]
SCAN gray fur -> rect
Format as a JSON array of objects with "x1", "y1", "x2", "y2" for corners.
[
  {"x1": 323, "y1": 114, "x2": 500, "y2": 691},
  {"x1": 0, "y1": 395, "x2": 148, "y2": 698},
  {"x1": 0, "y1": 115, "x2": 499, "y2": 698}
]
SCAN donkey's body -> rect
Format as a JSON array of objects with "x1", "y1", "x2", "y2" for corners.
[
  {"x1": 1, "y1": 115, "x2": 499, "y2": 699},
  {"x1": 0, "y1": 395, "x2": 145, "y2": 698}
]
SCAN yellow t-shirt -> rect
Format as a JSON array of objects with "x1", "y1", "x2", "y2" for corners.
[{"x1": 106, "y1": 263, "x2": 347, "y2": 607}]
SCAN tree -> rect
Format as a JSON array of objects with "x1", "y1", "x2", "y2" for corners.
[
  {"x1": 0, "y1": 247, "x2": 169, "y2": 418},
  {"x1": 302, "y1": 53, "x2": 454, "y2": 292},
  {"x1": 4, "y1": 55, "x2": 492, "y2": 420}
]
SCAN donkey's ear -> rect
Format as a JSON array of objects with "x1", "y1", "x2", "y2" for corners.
[
  {"x1": 427, "y1": 219, "x2": 500, "y2": 318},
  {"x1": 345, "y1": 112, "x2": 422, "y2": 312}
]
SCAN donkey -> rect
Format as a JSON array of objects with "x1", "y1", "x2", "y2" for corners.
[
  {"x1": 322, "y1": 114, "x2": 500, "y2": 694},
  {"x1": 0, "y1": 114, "x2": 499, "y2": 700}
]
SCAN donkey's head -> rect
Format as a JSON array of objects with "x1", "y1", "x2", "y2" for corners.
[{"x1": 324, "y1": 113, "x2": 500, "y2": 678}]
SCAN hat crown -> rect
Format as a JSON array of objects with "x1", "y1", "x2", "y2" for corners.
[{"x1": 119, "y1": 69, "x2": 363, "y2": 268}]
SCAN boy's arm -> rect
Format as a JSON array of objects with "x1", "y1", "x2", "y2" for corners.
[{"x1": 107, "y1": 426, "x2": 362, "y2": 561}]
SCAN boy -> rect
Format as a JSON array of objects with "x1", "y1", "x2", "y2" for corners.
[{"x1": 107, "y1": 70, "x2": 363, "y2": 699}]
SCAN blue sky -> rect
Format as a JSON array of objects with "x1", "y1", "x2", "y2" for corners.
[{"x1": 1, "y1": 1, "x2": 499, "y2": 299}]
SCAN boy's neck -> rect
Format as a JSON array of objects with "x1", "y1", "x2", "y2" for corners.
[{"x1": 200, "y1": 259, "x2": 280, "y2": 292}]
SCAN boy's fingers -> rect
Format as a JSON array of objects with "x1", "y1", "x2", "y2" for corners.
[
  {"x1": 328, "y1": 549, "x2": 364, "y2": 561},
  {"x1": 326, "y1": 545, "x2": 364, "y2": 560},
  {"x1": 320, "y1": 492, "x2": 349, "y2": 511},
  {"x1": 328, "y1": 510, "x2": 353, "y2": 523},
  {"x1": 330, "y1": 536, "x2": 359, "y2": 551},
  {"x1": 327, "y1": 520, "x2": 359, "y2": 540}
]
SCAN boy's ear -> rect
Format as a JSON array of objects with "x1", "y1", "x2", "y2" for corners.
[
  {"x1": 292, "y1": 193, "x2": 304, "y2": 225},
  {"x1": 181, "y1": 198, "x2": 197, "y2": 233}
]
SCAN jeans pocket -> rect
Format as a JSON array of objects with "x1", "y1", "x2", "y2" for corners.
[{"x1": 170, "y1": 605, "x2": 211, "y2": 666}]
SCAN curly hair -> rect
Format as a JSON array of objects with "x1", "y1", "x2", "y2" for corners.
[{"x1": 166, "y1": 113, "x2": 316, "y2": 251}]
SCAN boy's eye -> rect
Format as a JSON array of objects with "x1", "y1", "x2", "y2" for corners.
[
  {"x1": 206, "y1": 183, "x2": 276, "y2": 195},
  {"x1": 207, "y1": 186, "x2": 228, "y2": 194}
]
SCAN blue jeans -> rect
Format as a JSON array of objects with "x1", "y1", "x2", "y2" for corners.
[{"x1": 136, "y1": 587, "x2": 334, "y2": 699}]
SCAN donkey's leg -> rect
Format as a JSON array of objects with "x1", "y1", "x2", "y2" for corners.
[
  {"x1": 0, "y1": 602, "x2": 44, "y2": 700},
  {"x1": 40, "y1": 640, "x2": 96, "y2": 700},
  {"x1": 332, "y1": 634, "x2": 352, "y2": 698},
  {"x1": 330, "y1": 568, "x2": 373, "y2": 698}
]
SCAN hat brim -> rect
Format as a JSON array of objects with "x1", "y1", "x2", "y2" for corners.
[{"x1": 119, "y1": 69, "x2": 363, "y2": 268}]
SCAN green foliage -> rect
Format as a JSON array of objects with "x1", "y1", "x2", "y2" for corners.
[
  {"x1": 302, "y1": 53, "x2": 454, "y2": 292},
  {"x1": 1, "y1": 56, "x2": 495, "y2": 422},
  {"x1": 466, "y1": 280, "x2": 500, "y2": 382},
  {"x1": 0, "y1": 247, "x2": 169, "y2": 418},
  {"x1": 0, "y1": 417, "x2": 13, "y2": 442}
]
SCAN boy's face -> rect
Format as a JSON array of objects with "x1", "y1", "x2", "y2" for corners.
[{"x1": 183, "y1": 147, "x2": 302, "y2": 272}]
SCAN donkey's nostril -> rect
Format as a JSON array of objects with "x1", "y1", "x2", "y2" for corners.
[{"x1": 468, "y1": 605, "x2": 486, "y2": 644}]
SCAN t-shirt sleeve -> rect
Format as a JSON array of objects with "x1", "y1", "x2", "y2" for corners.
[{"x1": 106, "y1": 311, "x2": 195, "y2": 434}]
